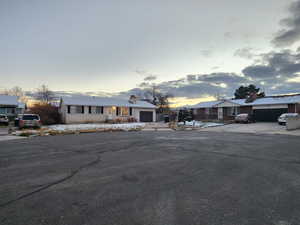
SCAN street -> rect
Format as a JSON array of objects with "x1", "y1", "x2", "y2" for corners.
[{"x1": 0, "y1": 131, "x2": 300, "y2": 225}]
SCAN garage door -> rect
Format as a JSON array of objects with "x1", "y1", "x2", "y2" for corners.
[
  {"x1": 140, "y1": 111, "x2": 153, "y2": 122},
  {"x1": 253, "y1": 108, "x2": 288, "y2": 122}
]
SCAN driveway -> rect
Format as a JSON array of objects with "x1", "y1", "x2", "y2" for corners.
[
  {"x1": 0, "y1": 127, "x2": 25, "y2": 142},
  {"x1": 201, "y1": 122, "x2": 300, "y2": 136},
  {"x1": 0, "y1": 131, "x2": 300, "y2": 225},
  {"x1": 0, "y1": 127, "x2": 8, "y2": 135}
]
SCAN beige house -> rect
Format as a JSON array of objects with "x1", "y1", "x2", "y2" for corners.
[{"x1": 60, "y1": 96, "x2": 156, "y2": 124}]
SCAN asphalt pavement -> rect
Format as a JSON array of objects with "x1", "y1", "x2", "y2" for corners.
[{"x1": 0, "y1": 131, "x2": 300, "y2": 225}]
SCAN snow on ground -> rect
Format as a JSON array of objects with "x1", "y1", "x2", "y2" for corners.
[
  {"x1": 46, "y1": 123, "x2": 146, "y2": 131},
  {"x1": 178, "y1": 120, "x2": 224, "y2": 128}
]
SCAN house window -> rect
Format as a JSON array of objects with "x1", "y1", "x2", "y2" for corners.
[
  {"x1": 75, "y1": 106, "x2": 83, "y2": 114},
  {"x1": 67, "y1": 105, "x2": 71, "y2": 114},
  {"x1": 89, "y1": 106, "x2": 92, "y2": 114},
  {"x1": 0, "y1": 108, "x2": 5, "y2": 114},
  {"x1": 96, "y1": 106, "x2": 103, "y2": 114},
  {"x1": 121, "y1": 107, "x2": 129, "y2": 116},
  {"x1": 107, "y1": 106, "x2": 116, "y2": 115},
  {"x1": 129, "y1": 107, "x2": 132, "y2": 116},
  {"x1": 6, "y1": 108, "x2": 15, "y2": 114},
  {"x1": 205, "y1": 108, "x2": 209, "y2": 115}
]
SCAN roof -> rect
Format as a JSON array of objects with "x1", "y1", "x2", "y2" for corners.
[
  {"x1": 246, "y1": 95, "x2": 300, "y2": 106},
  {"x1": 61, "y1": 96, "x2": 157, "y2": 109},
  {"x1": 0, "y1": 95, "x2": 19, "y2": 106},
  {"x1": 190, "y1": 94, "x2": 300, "y2": 108},
  {"x1": 189, "y1": 100, "x2": 222, "y2": 108}
]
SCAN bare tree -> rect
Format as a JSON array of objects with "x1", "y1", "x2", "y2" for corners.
[
  {"x1": 36, "y1": 85, "x2": 55, "y2": 103},
  {"x1": 1, "y1": 86, "x2": 28, "y2": 103}
]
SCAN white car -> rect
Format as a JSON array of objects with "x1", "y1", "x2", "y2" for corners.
[{"x1": 278, "y1": 113, "x2": 298, "y2": 125}]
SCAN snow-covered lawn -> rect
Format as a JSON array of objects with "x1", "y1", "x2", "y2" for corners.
[
  {"x1": 46, "y1": 123, "x2": 146, "y2": 131},
  {"x1": 178, "y1": 120, "x2": 224, "y2": 128}
]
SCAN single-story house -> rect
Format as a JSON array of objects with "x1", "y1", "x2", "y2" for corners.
[
  {"x1": 191, "y1": 94, "x2": 300, "y2": 122},
  {"x1": 0, "y1": 95, "x2": 25, "y2": 117},
  {"x1": 60, "y1": 96, "x2": 157, "y2": 124}
]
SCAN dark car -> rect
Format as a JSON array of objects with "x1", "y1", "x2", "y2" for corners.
[{"x1": 0, "y1": 114, "x2": 9, "y2": 125}]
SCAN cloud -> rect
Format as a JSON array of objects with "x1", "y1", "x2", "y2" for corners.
[
  {"x1": 242, "y1": 65, "x2": 277, "y2": 79},
  {"x1": 272, "y1": 0, "x2": 300, "y2": 47},
  {"x1": 234, "y1": 48, "x2": 255, "y2": 59},
  {"x1": 144, "y1": 75, "x2": 157, "y2": 81}
]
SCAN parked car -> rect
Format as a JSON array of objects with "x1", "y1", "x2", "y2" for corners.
[
  {"x1": 235, "y1": 113, "x2": 254, "y2": 123},
  {"x1": 278, "y1": 113, "x2": 298, "y2": 125},
  {"x1": 17, "y1": 114, "x2": 42, "y2": 129},
  {"x1": 0, "y1": 114, "x2": 9, "y2": 125}
]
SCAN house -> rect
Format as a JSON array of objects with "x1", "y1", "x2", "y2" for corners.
[
  {"x1": 60, "y1": 96, "x2": 157, "y2": 124},
  {"x1": 0, "y1": 95, "x2": 25, "y2": 117},
  {"x1": 191, "y1": 94, "x2": 300, "y2": 122}
]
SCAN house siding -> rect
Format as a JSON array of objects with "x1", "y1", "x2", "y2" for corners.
[{"x1": 61, "y1": 104, "x2": 156, "y2": 124}]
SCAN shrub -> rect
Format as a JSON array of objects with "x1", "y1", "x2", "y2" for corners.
[{"x1": 29, "y1": 103, "x2": 61, "y2": 125}]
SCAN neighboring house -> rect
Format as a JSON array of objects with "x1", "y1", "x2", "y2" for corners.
[
  {"x1": 0, "y1": 95, "x2": 25, "y2": 117},
  {"x1": 60, "y1": 96, "x2": 157, "y2": 124},
  {"x1": 191, "y1": 94, "x2": 300, "y2": 122}
]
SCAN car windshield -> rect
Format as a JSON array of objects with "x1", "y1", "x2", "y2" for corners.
[{"x1": 22, "y1": 115, "x2": 39, "y2": 120}]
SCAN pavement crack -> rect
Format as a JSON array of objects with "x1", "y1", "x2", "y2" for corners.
[{"x1": 0, "y1": 155, "x2": 101, "y2": 209}]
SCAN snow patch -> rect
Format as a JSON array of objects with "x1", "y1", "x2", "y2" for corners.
[
  {"x1": 46, "y1": 123, "x2": 146, "y2": 131},
  {"x1": 178, "y1": 120, "x2": 224, "y2": 128}
]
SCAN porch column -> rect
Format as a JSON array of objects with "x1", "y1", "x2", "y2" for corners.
[{"x1": 218, "y1": 107, "x2": 223, "y2": 120}]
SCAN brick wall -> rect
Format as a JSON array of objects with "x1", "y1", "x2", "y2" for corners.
[
  {"x1": 193, "y1": 108, "x2": 218, "y2": 120},
  {"x1": 239, "y1": 106, "x2": 253, "y2": 114},
  {"x1": 288, "y1": 104, "x2": 297, "y2": 113}
]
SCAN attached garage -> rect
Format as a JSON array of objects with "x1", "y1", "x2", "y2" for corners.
[
  {"x1": 139, "y1": 111, "x2": 153, "y2": 122},
  {"x1": 253, "y1": 105, "x2": 288, "y2": 122}
]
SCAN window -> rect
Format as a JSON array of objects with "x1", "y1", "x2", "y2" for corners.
[
  {"x1": 89, "y1": 106, "x2": 92, "y2": 114},
  {"x1": 205, "y1": 108, "x2": 209, "y2": 115},
  {"x1": 116, "y1": 107, "x2": 120, "y2": 116},
  {"x1": 22, "y1": 115, "x2": 39, "y2": 120},
  {"x1": 96, "y1": 106, "x2": 103, "y2": 114},
  {"x1": 6, "y1": 108, "x2": 15, "y2": 114},
  {"x1": 107, "y1": 106, "x2": 116, "y2": 115},
  {"x1": 75, "y1": 106, "x2": 83, "y2": 114},
  {"x1": 67, "y1": 105, "x2": 71, "y2": 114},
  {"x1": 129, "y1": 107, "x2": 132, "y2": 116},
  {"x1": 121, "y1": 107, "x2": 129, "y2": 116}
]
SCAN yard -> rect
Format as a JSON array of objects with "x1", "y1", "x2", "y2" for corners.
[{"x1": 0, "y1": 131, "x2": 300, "y2": 225}]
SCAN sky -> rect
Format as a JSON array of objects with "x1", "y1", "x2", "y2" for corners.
[{"x1": 1, "y1": 0, "x2": 300, "y2": 106}]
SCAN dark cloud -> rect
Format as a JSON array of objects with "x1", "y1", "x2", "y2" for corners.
[
  {"x1": 197, "y1": 73, "x2": 248, "y2": 84},
  {"x1": 242, "y1": 65, "x2": 277, "y2": 79},
  {"x1": 272, "y1": 0, "x2": 300, "y2": 47}
]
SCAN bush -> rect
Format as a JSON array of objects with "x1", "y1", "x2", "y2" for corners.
[{"x1": 29, "y1": 103, "x2": 61, "y2": 125}]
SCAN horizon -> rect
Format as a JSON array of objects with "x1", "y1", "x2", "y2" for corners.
[{"x1": 1, "y1": 0, "x2": 300, "y2": 106}]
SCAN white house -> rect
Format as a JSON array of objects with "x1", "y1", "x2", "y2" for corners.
[
  {"x1": 0, "y1": 95, "x2": 25, "y2": 117},
  {"x1": 60, "y1": 96, "x2": 157, "y2": 124}
]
